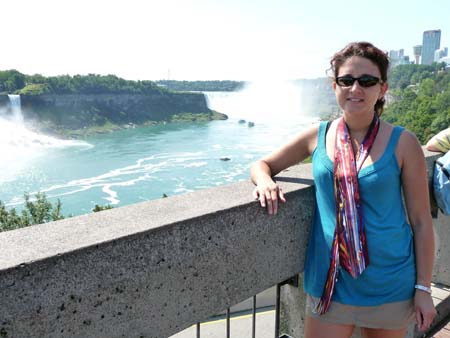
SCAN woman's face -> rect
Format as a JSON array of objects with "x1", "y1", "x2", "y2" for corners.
[{"x1": 333, "y1": 56, "x2": 388, "y2": 118}]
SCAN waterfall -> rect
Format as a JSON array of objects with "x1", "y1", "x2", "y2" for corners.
[
  {"x1": 0, "y1": 95, "x2": 90, "y2": 167},
  {"x1": 0, "y1": 96, "x2": 91, "y2": 184},
  {"x1": 204, "y1": 80, "x2": 304, "y2": 123},
  {"x1": 7, "y1": 94, "x2": 24, "y2": 124}
]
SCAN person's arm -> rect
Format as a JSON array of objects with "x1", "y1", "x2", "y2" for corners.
[
  {"x1": 425, "y1": 142, "x2": 443, "y2": 152},
  {"x1": 425, "y1": 127, "x2": 450, "y2": 152},
  {"x1": 398, "y1": 130, "x2": 437, "y2": 331},
  {"x1": 250, "y1": 123, "x2": 319, "y2": 215}
]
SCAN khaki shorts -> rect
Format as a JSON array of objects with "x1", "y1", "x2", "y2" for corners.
[{"x1": 306, "y1": 294, "x2": 415, "y2": 329}]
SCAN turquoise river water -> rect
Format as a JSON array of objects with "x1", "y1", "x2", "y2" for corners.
[{"x1": 0, "y1": 82, "x2": 317, "y2": 216}]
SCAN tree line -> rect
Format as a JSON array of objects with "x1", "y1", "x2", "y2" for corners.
[
  {"x1": 0, "y1": 70, "x2": 168, "y2": 95},
  {"x1": 0, "y1": 70, "x2": 244, "y2": 95}
]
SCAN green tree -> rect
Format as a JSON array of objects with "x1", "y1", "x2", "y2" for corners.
[{"x1": 385, "y1": 65, "x2": 450, "y2": 144}]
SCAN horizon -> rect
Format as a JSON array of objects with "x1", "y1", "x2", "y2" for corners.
[
  {"x1": 2, "y1": 0, "x2": 449, "y2": 82},
  {"x1": 0, "y1": 69, "x2": 334, "y2": 82}
]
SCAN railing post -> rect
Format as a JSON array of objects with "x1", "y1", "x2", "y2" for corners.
[
  {"x1": 275, "y1": 283, "x2": 281, "y2": 338},
  {"x1": 280, "y1": 274, "x2": 306, "y2": 338},
  {"x1": 252, "y1": 296, "x2": 256, "y2": 338}
]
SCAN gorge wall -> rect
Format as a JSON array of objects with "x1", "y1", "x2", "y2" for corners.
[{"x1": 0, "y1": 92, "x2": 226, "y2": 136}]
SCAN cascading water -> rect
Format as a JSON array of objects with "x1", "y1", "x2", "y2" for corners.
[
  {"x1": 8, "y1": 94, "x2": 24, "y2": 124},
  {"x1": 0, "y1": 95, "x2": 91, "y2": 184},
  {"x1": 204, "y1": 80, "x2": 310, "y2": 139},
  {"x1": 1, "y1": 94, "x2": 89, "y2": 149}
]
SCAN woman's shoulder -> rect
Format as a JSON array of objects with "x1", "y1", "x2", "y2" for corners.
[
  {"x1": 380, "y1": 121, "x2": 416, "y2": 143},
  {"x1": 393, "y1": 125, "x2": 423, "y2": 167},
  {"x1": 297, "y1": 122, "x2": 321, "y2": 145},
  {"x1": 380, "y1": 120, "x2": 400, "y2": 133},
  {"x1": 317, "y1": 118, "x2": 340, "y2": 134},
  {"x1": 395, "y1": 126, "x2": 420, "y2": 146},
  {"x1": 302, "y1": 122, "x2": 321, "y2": 153},
  {"x1": 378, "y1": 121, "x2": 422, "y2": 165},
  {"x1": 306, "y1": 121, "x2": 321, "y2": 132}
]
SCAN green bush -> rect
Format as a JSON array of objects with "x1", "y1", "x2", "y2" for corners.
[
  {"x1": 0, "y1": 194, "x2": 118, "y2": 233},
  {"x1": 0, "y1": 192, "x2": 64, "y2": 233},
  {"x1": 92, "y1": 204, "x2": 113, "y2": 212}
]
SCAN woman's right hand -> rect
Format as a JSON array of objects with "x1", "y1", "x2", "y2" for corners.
[{"x1": 253, "y1": 178, "x2": 286, "y2": 215}]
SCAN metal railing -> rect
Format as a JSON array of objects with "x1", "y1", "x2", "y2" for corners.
[{"x1": 193, "y1": 276, "x2": 298, "y2": 338}]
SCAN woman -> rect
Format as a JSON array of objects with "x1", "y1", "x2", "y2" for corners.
[{"x1": 250, "y1": 42, "x2": 436, "y2": 338}]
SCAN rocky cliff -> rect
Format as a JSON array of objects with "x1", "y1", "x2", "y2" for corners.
[{"x1": 0, "y1": 92, "x2": 227, "y2": 137}]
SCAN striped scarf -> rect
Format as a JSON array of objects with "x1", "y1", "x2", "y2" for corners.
[{"x1": 315, "y1": 114, "x2": 380, "y2": 314}]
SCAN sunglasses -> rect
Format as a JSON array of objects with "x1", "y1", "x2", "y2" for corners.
[{"x1": 335, "y1": 74, "x2": 382, "y2": 88}]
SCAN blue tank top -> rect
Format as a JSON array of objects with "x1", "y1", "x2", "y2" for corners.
[{"x1": 304, "y1": 122, "x2": 416, "y2": 306}]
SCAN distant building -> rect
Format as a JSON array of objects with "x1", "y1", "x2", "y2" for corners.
[
  {"x1": 413, "y1": 45, "x2": 422, "y2": 64},
  {"x1": 435, "y1": 47, "x2": 449, "y2": 62},
  {"x1": 389, "y1": 49, "x2": 410, "y2": 68},
  {"x1": 439, "y1": 56, "x2": 450, "y2": 68},
  {"x1": 389, "y1": 49, "x2": 404, "y2": 59},
  {"x1": 421, "y1": 30, "x2": 441, "y2": 65}
]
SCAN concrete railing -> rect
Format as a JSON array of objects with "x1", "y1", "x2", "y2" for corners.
[{"x1": 0, "y1": 149, "x2": 448, "y2": 338}]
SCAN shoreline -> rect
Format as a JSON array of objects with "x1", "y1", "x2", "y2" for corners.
[{"x1": 30, "y1": 111, "x2": 228, "y2": 139}]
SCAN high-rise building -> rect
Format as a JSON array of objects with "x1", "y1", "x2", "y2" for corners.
[
  {"x1": 413, "y1": 45, "x2": 422, "y2": 64},
  {"x1": 389, "y1": 49, "x2": 404, "y2": 59},
  {"x1": 389, "y1": 49, "x2": 410, "y2": 68},
  {"x1": 435, "y1": 47, "x2": 449, "y2": 62},
  {"x1": 421, "y1": 30, "x2": 441, "y2": 65}
]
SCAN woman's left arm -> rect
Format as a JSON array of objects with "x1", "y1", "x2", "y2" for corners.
[{"x1": 398, "y1": 130, "x2": 437, "y2": 332}]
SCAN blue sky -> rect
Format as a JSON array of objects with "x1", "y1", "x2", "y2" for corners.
[{"x1": 2, "y1": 0, "x2": 449, "y2": 81}]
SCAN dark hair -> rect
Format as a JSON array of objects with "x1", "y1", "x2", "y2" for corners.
[{"x1": 329, "y1": 42, "x2": 389, "y2": 116}]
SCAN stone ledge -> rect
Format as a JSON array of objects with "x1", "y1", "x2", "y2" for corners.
[
  {"x1": 0, "y1": 164, "x2": 315, "y2": 338},
  {"x1": 0, "y1": 149, "x2": 445, "y2": 338}
]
